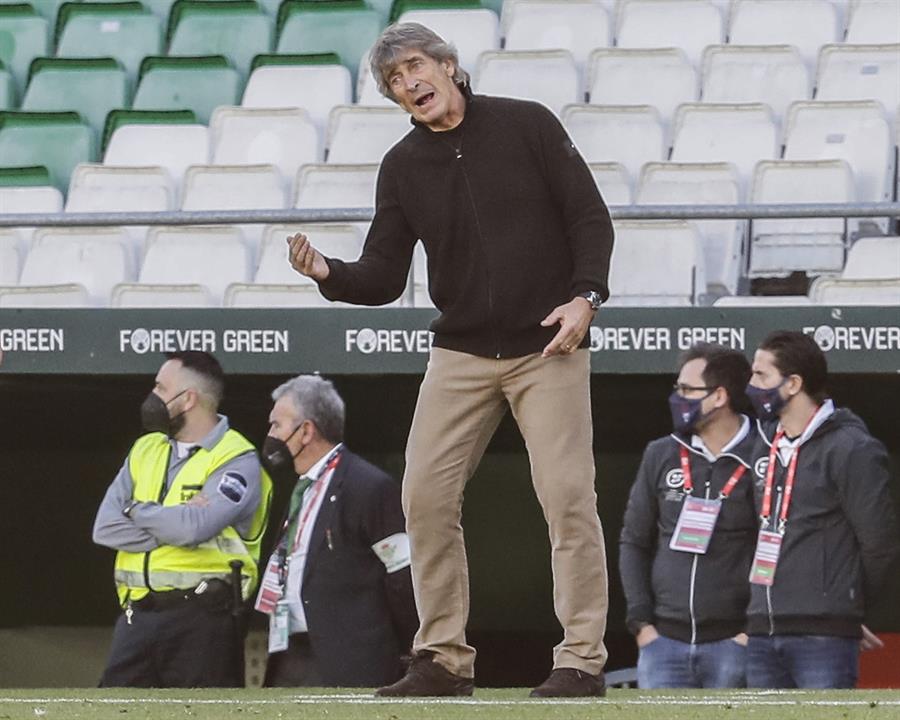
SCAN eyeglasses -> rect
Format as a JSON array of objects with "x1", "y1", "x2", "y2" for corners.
[{"x1": 672, "y1": 383, "x2": 715, "y2": 396}]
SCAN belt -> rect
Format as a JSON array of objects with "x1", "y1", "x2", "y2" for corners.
[{"x1": 131, "y1": 578, "x2": 231, "y2": 612}]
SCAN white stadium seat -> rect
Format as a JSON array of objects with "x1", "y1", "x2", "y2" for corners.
[
  {"x1": 729, "y1": 0, "x2": 840, "y2": 73},
  {"x1": 783, "y1": 101, "x2": 893, "y2": 205},
  {"x1": 701, "y1": 45, "x2": 811, "y2": 123},
  {"x1": 749, "y1": 159, "x2": 854, "y2": 276},
  {"x1": 19, "y1": 227, "x2": 134, "y2": 305},
  {"x1": 0, "y1": 185, "x2": 63, "y2": 247},
  {"x1": 670, "y1": 103, "x2": 778, "y2": 190},
  {"x1": 588, "y1": 48, "x2": 698, "y2": 126},
  {"x1": 845, "y1": 0, "x2": 900, "y2": 44},
  {"x1": 606, "y1": 220, "x2": 707, "y2": 306},
  {"x1": 636, "y1": 162, "x2": 745, "y2": 295},
  {"x1": 713, "y1": 295, "x2": 812, "y2": 306},
  {"x1": 356, "y1": 58, "x2": 396, "y2": 107},
  {"x1": 588, "y1": 163, "x2": 633, "y2": 205},
  {"x1": 617, "y1": 0, "x2": 725, "y2": 68},
  {"x1": 241, "y1": 64, "x2": 353, "y2": 134},
  {"x1": 138, "y1": 226, "x2": 251, "y2": 303},
  {"x1": 180, "y1": 165, "x2": 287, "y2": 211},
  {"x1": 104, "y1": 124, "x2": 210, "y2": 189},
  {"x1": 473, "y1": 50, "x2": 580, "y2": 116},
  {"x1": 210, "y1": 107, "x2": 321, "y2": 179},
  {"x1": 816, "y1": 45, "x2": 900, "y2": 122},
  {"x1": 0, "y1": 230, "x2": 20, "y2": 284},
  {"x1": 808, "y1": 277, "x2": 900, "y2": 304},
  {"x1": 562, "y1": 105, "x2": 666, "y2": 181},
  {"x1": 225, "y1": 284, "x2": 335, "y2": 307},
  {"x1": 326, "y1": 106, "x2": 411, "y2": 164},
  {"x1": 112, "y1": 283, "x2": 216, "y2": 307},
  {"x1": 502, "y1": 0, "x2": 611, "y2": 70},
  {"x1": 293, "y1": 164, "x2": 378, "y2": 210},
  {"x1": 398, "y1": 8, "x2": 500, "y2": 72},
  {"x1": 841, "y1": 236, "x2": 900, "y2": 280},
  {"x1": 412, "y1": 241, "x2": 434, "y2": 309},
  {"x1": 254, "y1": 224, "x2": 364, "y2": 284},
  {"x1": 0, "y1": 284, "x2": 91, "y2": 308}
]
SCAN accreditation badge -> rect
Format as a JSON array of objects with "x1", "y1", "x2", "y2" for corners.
[
  {"x1": 749, "y1": 529, "x2": 783, "y2": 586},
  {"x1": 267, "y1": 600, "x2": 290, "y2": 654},
  {"x1": 668, "y1": 496, "x2": 722, "y2": 554}
]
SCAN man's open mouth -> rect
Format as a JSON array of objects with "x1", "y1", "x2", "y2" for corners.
[{"x1": 415, "y1": 92, "x2": 435, "y2": 108}]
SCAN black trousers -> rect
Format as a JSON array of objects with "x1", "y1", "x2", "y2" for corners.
[
  {"x1": 100, "y1": 600, "x2": 240, "y2": 688},
  {"x1": 264, "y1": 634, "x2": 324, "y2": 687}
]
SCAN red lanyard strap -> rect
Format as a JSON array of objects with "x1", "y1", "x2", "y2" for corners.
[
  {"x1": 679, "y1": 446, "x2": 747, "y2": 499},
  {"x1": 760, "y1": 429, "x2": 800, "y2": 530},
  {"x1": 285, "y1": 452, "x2": 342, "y2": 555}
]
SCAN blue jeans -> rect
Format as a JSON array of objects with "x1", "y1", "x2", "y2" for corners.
[
  {"x1": 746, "y1": 635, "x2": 859, "y2": 689},
  {"x1": 637, "y1": 634, "x2": 747, "y2": 688}
]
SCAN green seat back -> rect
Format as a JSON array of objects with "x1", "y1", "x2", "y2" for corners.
[
  {"x1": 22, "y1": 57, "x2": 128, "y2": 136},
  {"x1": 0, "y1": 0, "x2": 70, "y2": 21},
  {"x1": 250, "y1": 51, "x2": 341, "y2": 72},
  {"x1": 56, "y1": 2, "x2": 163, "y2": 80},
  {"x1": 133, "y1": 55, "x2": 241, "y2": 124},
  {"x1": 389, "y1": 0, "x2": 481, "y2": 22},
  {"x1": 0, "y1": 4, "x2": 49, "y2": 93},
  {"x1": 0, "y1": 164, "x2": 50, "y2": 186},
  {"x1": 0, "y1": 111, "x2": 96, "y2": 190}
]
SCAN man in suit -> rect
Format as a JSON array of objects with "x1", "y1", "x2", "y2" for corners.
[{"x1": 256, "y1": 374, "x2": 417, "y2": 687}]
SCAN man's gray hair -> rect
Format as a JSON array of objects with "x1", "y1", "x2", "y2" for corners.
[
  {"x1": 370, "y1": 22, "x2": 470, "y2": 102},
  {"x1": 271, "y1": 375, "x2": 345, "y2": 444}
]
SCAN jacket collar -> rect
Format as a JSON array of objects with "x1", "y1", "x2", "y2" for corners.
[{"x1": 670, "y1": 414, "x2": 753, "y2": 467}]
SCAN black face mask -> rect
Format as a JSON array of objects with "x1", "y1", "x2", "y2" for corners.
[
  {"x1": 261, "y1": 424, "x2": 305, "y2": 480},
  {"x1": 140, "y1": 389, "x2": 188, "y2": 437},
  {"x1": 668, "y1": 389, "x2": 716, "y2": 434}
]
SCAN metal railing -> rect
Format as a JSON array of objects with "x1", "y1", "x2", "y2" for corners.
[{"x1": 1, "y1": 202, "x2": 899, "y2": 227}]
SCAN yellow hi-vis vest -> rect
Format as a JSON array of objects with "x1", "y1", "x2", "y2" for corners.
[{"x1": 113, "y1": 429, "x2": 272, "y2": 606}]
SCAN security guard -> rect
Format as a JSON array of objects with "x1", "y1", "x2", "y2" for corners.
[{"x1": 93, "y1": 351, "x2": 272, "y2": 687}]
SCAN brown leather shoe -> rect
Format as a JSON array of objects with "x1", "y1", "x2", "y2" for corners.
[
  {"x1": 529, "y1": 668, "x2": 607, "y2": 698},
  {"x1": 376, "y1": 651, "x2": 474, "y2": 697}
]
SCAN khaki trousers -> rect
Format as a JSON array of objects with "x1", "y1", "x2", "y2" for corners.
[{"x1": 402, "y1": 348, "x2": 609, "y2": 678}]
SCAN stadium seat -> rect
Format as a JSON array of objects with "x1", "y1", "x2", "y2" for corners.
[
  {"x1": 616, "y1": 0, "x2": 724, "y2": 68},
  {"x1": 55, "y1": 2, "x2": 163, "y2": 81},
  {"x1": 140, "y1": 0, "x2": 179, "y2": 20},
  {"x1": 0, "y1": 229, "x2": 19, "y2": 284},
  {"x1": 0, "y1": 111, "x2": 96, "y2": 190},
  {"x1": 636, "y1": 162, "x2": 745, "y2": 296},
  {"x1": 168, "y1": 0, "x2": 273, "y2": 75},
  {"x1": 562, "y1": 104, "x2": 666, "y2": 181},
  {"x1": 276, "y1": 0, "x2": 382, "y2": 84},
  {"x1": 588, "y1": 162, "x2": 632, "y2": 206},
  {"x1": 210, "y1": 106, "x2": 320, "y2": 180},
  {"x1": 104, "y1": 117, "x2": 209, "y2": 188},
  {"x1": 136, "y1": 225, "x2": 252, "y2": 303},
  {"x1": 713, "y1": 294, "x2": 812, "y2": 306},
  {"x1": 587, "y1": 48, "x2": 698, "y2": 127},
  {"x1": 0, "y1": 165, "x2": 63, "y2": 246},
  {"x1": 0, "y1": 3, "x2": 49, "y2": 93},
  {"x1": 808, "y1": 277, "x2": 900, "y2": 304},
  {"x1": 21, "y1": 58, "x2": 128, "y2": 138},
  {"x1": 133, "y1": 56, "x2": 242, "y2": 124},
  {"x1": 670, "y1": 103, "x2": 778, "y2": 191},
  {"x1": 502, "y1": 0, "x2": 610, "y2": 71},
  {"x1": 749, "y1": 159, "x2": 854, "y2": 277},
  {"x1": 473, "y1": 49, "x2": 580, "y2": 115},
  {"x1": 111, "y1": 283, "x2": 215, "y2": 307},
  {"x1": 701, "y1": 45, "x2": 810, "y2": 123},
  {"x1": 397, "y1": 7, "x2": 500, "y2": 72},
  {"x1": 783, "y1": 100, "x2": 893, "y2": 205},
  {"x1": 254, "y1": 223, "x2": 363, "y2": 283},
  {"x1": 816, "y1": 44, "x2": 900, "y2": 122},
  {"x1": 0, "y1": 63, "x2": 11, "y2": 109},
  {"x1": 841, "y1": 236, "x2": 900, "y2": 280},
  {"x1": 19, "y1": 227, "x2": 134, "y2": 305},
  {"x1": 845, "y1": 0, "x2": 900, "y2": 44},
  {"x1": 181, "y1": 164, "x2": 287, "y2": 212},
  {"x1": 293, "y1": 163, "x2": 378, "y2": 209},
  {"x1": 225, "y1": 283, "x2": 334, "y2": 307},
  {"x1": 326, "y1": 105, "x2": 411, "y2": 163},
  {"x1": 729, "y1": 0, "x2": 840, "y2": 73},
  {"x1": 356, "y1": 57, "x2": 396, "y2": 106},
  {"x1": 241, "y1": 55, "x2": 352, "y2": 135},
  {"x1": 606, "y1": 220, "x2": 707, "y2": 306},
  {"x1": 0, "y1": 283, "x2": 91, "y2": 307}
]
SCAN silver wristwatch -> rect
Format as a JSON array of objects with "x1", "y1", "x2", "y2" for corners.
[{"x1": 578, "y1": 290, "x2": 603, "y2": 311}]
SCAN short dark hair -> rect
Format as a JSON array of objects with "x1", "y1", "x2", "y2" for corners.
[
  {"x1": 758, "y1": 330, "x2": 828, "y2": 403},
  {"x1": 165, "y1": 351, "x2": 225, "y2": 408},
  {"x1": 271, "y1": 375, "x2": 345, "y2": 445},
  {"x1": 679, "y1": 342, "x2": 752, "y2": 414}
]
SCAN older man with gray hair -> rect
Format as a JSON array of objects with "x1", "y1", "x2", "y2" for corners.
[
  {"x1": 287, "y1": 22, "x2": 614, "y2": 697},
  {"x1": 256, "y1": 374, "x2": 417, "y2": 687}
]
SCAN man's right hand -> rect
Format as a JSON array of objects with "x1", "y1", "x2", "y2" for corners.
[
  {"x1": 287, "y1": 232, "x2": 330, "y2": 281},
  {"x1": 635, "y1": 624, "x2": 659, "y2": 648}
]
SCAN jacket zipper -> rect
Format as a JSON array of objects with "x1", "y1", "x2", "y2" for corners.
[
  {"x1": 688, "y1": 478, "x2": 712, "y2": 644},
  {"x1": 143, "y1": 444, "x2": 172, "y2": 591},
  {"x1": 766, "y1": 452, "x2": 788, "y2": 636}
]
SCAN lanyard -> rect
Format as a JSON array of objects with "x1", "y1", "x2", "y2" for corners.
[
  {"x1": 759, "y1": 429, "x2": 799, "y2": 531},
  {"x1": 278, "y1": 450, "x2": 342, "y2": 561},
  {"x1": 678, "y1": 446, "x2": 747, "y2": 499}
]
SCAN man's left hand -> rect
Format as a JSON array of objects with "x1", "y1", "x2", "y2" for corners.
[{"x1": 541, "y1": 297, "x2": 595, "y2": 358}]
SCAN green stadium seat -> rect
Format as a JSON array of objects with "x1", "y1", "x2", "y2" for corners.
[
  {"x1": 168, "y1": 0, "x2": 273, "y2": 76},
  {"x1": 22, "y1": 57, "x2": 128, "y2": 137},
  {"x1": 56, "y1": 2, "x2": 163, "y2": 81},
  {"x1": 139, "y1": 0, "x2": 178, "y2": 20},
  {"x1": 133, "y1": 55, "x2": 241, "y2": 124},
  {"x1": 0, "y1": 61, "x2": 12, "y2": 108},
  {"x1": 0, "y1": 163, "x2": 51, "y2": 186},
  {"x1": 0, "y1": 0, "x2": 69, "y2": 22},
  {"x1": 0, "y1": 111, "x2": 96, "y2": 190},
  {"x1": 0, "y1": 3, "x2": 50, "y2": 93},
  {"x1": 276, "y1": 0, "x2": 381, "y2": 83}
]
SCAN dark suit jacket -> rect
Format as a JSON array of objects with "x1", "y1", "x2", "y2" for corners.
[{"x1": 294, "y1": 449, "x2": 417, "y2": 686}]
